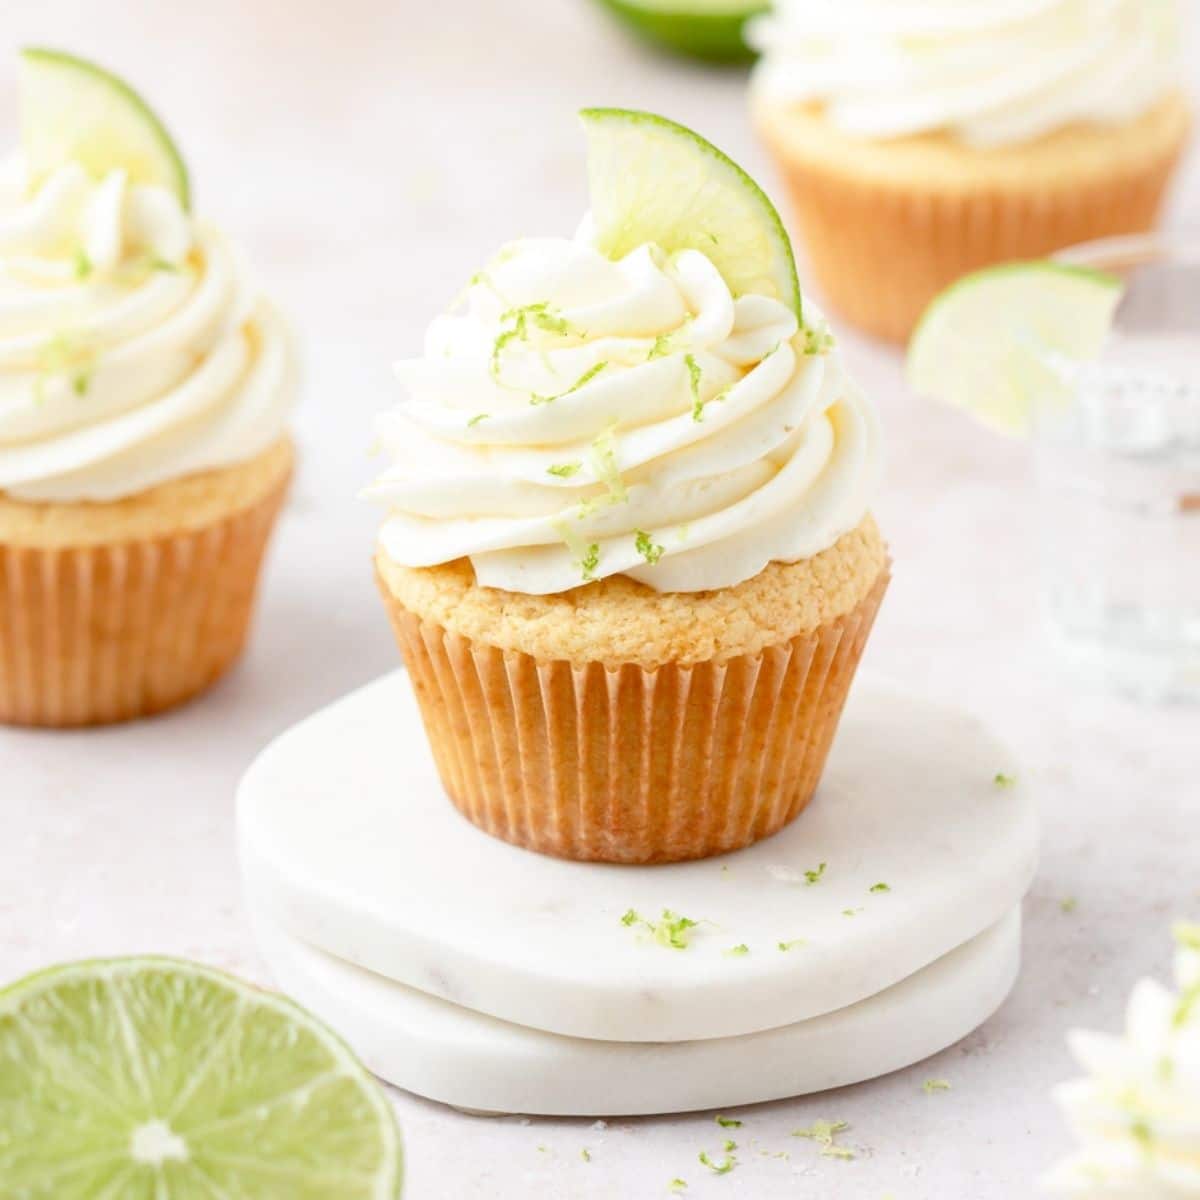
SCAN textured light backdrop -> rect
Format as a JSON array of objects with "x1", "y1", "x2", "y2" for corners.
[{"x1": 0, "y1": 4, "x2": 1196, "y2": 1199}]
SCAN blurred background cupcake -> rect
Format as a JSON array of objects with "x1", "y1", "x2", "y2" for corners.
[
  {"x1": 748, "y1": 0, "x2": 1194, "y2": 343},
  {"x1": 0, "y1": 51, "x2": 295, "y2": 726}
]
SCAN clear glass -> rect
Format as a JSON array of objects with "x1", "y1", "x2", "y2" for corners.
[{"x1": 1035, "y1": 235, "x2": 1200, "y2": 703}]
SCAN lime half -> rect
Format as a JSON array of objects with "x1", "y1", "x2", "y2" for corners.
[
  {"x1": 581, "y1": 107, "x2": 801, "y2": 316},
  {"x1": 593, "y1": 0, "x2": 767, "y2": 62},
  {"x1": 0, "y1": 957, "x2": 402, "y2": 1199},
  {"x1": 19, "y1": 48, "x2": 190, "y2": 207},
  {"x1": 907, "y1": 262, "x2": 1123, "y2": 435}
]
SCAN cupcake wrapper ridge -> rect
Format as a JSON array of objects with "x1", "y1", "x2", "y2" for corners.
[{"x1": 380, "y1": 566, "x2": 889, "y2": 865}]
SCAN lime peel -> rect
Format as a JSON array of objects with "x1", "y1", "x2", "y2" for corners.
[
  {"x1": 580, "y1": 107, "x2": 801, "y2": 318},
  {"x1": 19, "y1": 47, "x2": 190, "y2": 208}
]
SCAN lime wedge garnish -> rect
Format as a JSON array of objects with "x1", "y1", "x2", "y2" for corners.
[
  {"x1": 19, "y1": 47, "x2": 190, "y2": 207},
  {"x1": 907, "y1": 262, "x2": 1123, "y2": 435},
  {"x1": 581, "y1": 107, "x2": 802, "y2": 317},
  {"x1": 593, "y1": 0, "x2": 767, "y2": 62},
  {"x1": 0, "y1": 957, "x2": 403, "y2": 1197}
]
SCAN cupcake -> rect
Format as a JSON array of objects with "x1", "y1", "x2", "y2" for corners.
[
  {"x1": 0, "y1": 50, "x2": 295, "y2": 726},
  {"x1": 748, "y1": 0, "x2": 1193, "y2": 343},
  {"x1": 368, "y1": 109, "x2": 887, "y2": 864}
]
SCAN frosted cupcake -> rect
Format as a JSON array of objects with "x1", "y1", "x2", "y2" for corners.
[
  {"x1": 369, "y1": 109, "x2": 887, "y2": 864},
  {"x1": 749, "y1": 0, "x2": 1193, "y2": 343},
  {"x1": 0, "y1": 51, "x2": 294, "y2": 726}
]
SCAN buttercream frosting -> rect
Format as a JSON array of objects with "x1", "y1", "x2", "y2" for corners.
[
  {"x1": 368, "y1": 226, "x2": 880, "y2": 595},
  {"x1": 749, "y1": 0, "x2": 1181, "y2": 146}
]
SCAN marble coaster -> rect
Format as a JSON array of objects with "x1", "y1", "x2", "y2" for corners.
[
  {"x1": 239, "y1": 671, "x2": 1037, "y2": 1043},
  {"x1": 249, "y1": 900, "x2": 1022, "y2": 1117}
]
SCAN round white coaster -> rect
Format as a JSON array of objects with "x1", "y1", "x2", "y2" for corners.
[
  {"x1": 250, "y1": 902, "x2": 1022, "y2": 1117},
  {"x1": 238, "y1": 671, "x2": 1037, "y2": 1043}
]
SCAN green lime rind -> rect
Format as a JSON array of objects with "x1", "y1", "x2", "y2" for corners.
[
  {"x1": 594, "y1": 0, "x2": 768, "y2": 63},
  {"x1": 907, "y1": 261, "x2": 1123, "y2": 436},
  {"x1": 0, "y1": 955, "x2": 403, "y2": 1199},
  {"x1": 581, "y1": 107, "x2": 802, "y2": 319},
  {"x1": 19, "y1": 47, "x2": 191, "y2": 208}
]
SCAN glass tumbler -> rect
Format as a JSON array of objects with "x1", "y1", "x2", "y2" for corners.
[{"x1": 1036, "y1": 234, "x2": 1200, "y2": 703}]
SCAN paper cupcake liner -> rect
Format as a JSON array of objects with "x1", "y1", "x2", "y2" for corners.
[
  {"x1": 0, "y1": 474, "x2": 289, "y2": 728},
  {"x1": 769, "y1": 139, "x2": 1186, "y2": 344},
  {"x1": 380, "y1": 567, "x2": 889, "y2": 864}
]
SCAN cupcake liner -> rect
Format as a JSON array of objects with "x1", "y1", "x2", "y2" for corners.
[
  {"x1": 765, "y1": 122, "x2": 1188, "y2": 344},
  {"x1": 0, "y1": 471, "x2": 290, "y2": 727},
  {"x1": 379, "y1": 567, "x2": 889, "y2": 864}
]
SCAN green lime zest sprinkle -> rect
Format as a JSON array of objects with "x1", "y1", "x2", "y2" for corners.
[
  {"x1": 635, "y1": 529, "x2": 664, "y2": 565},
  {"x1": 466, "y1": 413, "x2": 489, "y2": 428},
  {"x1": 804, "y1": 862, "x2": 827, "y2": 886},
  {"x1": 777, "y1": 939, "x2": 806, "y2": 952},
  {"x1": 150, "y1": 255, "x2": 179, "y2": 273},
  {"x1": 793, "y1": 1120, "x2": 852, "y2": 1159},
  {"x1": 669, "y1": 1181, "x2": 687, "y2": 1194},
  {"x1": 725, "y1": 944, "x2": 749, "y2": 957},
  {"x1": 870, "y1": 882, "x2": 891, "y2": 894},
  {"x1": 685, "y1": 353, "x2": 705, "y2": 421},
  {"x1": 1174, "y1": 981, "x2": 1200, "y2": 1030},
  {"x1": 581, "y1": 1148, "x2": 591, "y2": 1162},
  {"x1": 579, "y1": 542, "x2": 601, "y2": 582},
  {"x1": 994, "y1": 772, "x2": 1017, "y2": 788},
  {"x1": 715, "y1": 1115, "x2": 742, "y2": 1129},
  {"x1": 532, "y1": 360, "x2": 608, "y2": 406},
  {"x1": 1061, "y1": 896, "x2": 1078, "y2": 914},
  {"x1": 722, "y1": 1139, "x2": 737, "y2": 1152},
  {"x1": 490, "y1": 301, "x2": 579, "y2": 385},
  {"x1": 36, "y1": 331, "x2": 98, "y2": 404},
  {"x1": 924, "y1": 1078, "x2": 952, "y2": 1094},
  {"x1": 73, "y1": 247, "x2": 92, "y2": 280},
  {"x1": 802, "y1": 321, "x2": 835, "y2": 356},
  {"x1": 547, "y1": 462, "x2": 582, "y2": 478},
  {"x1": 621, "y1": 908, "x2": 703, "y2": 950},
  {"x1": 589, "y1": 426, "x2": 628, "y2": 505},
  {"x1": 842, "y1": 908, "x2": 863, "y2": 917},
  {"x1": 490, "y1": 327, "x2": 522, "y2": 381},
  {"x1": 698, "y1": 1150, "x2": 735, "y2": 1175},
  {"x1": 648, "y1": 333, "x2": 673, "y2": 361}
]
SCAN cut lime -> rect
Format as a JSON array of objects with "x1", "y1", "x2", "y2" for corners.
[
  {"x1": 907, "y1": 262, "x2": 1123, "y2": 435},
  {"x1": 19, "y1": 48, "x2": 190, "y2": 207},
  {"x1": 0, "y1": 957, "x2": 403, "y2": 1198},
  {"x1": 581, "y1": 107, "x2": 801, "y2": 317},
  {"x1": 593, "y1": 0, "x2": 767, "y2": 63}
]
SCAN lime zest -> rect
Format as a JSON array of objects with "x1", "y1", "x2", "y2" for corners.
[
  {"x1": 804, "y1": 862, "x2": 827, "y2": 886},
  {"x1": 793, "y1": 1119, "x2": 853, "y2": 1159},
  {"x1": 635, "y1": 529, "x2": 665, "y2": 565},
  {"x1": 466, "y1": 412, "x2": 489, "y2": 428},
  {"x1": 532, "y1": 360, "x2": 608, "y2": 406},
  {"x1": 923, "y1": 1078, "x2": 952, "y2": 1094},
  {"x1": 589, "y1": 426, "x2": 628, "y2": 503},
  {"x1": 724, "y1": 944, "x2": 749, "y2": 957},
  {"x1": 580, "y1": 542, "x2": 601, "y2": 582},
  {"x1": 547, "y1": 461, "x2": 582, "y2": 478},
  {"x1": 777, "y1": 939, "x2": 806, "y2": 952},
  {"x1": 669, "y1": 1180, "x2": 688, "y2": 1193},
  {"x1": 621, "y1": 908, "x2": 703, "y2": 949},
  {"x1": 715, "y1": 1115, "x2": 742, "y2": 1129},
  {"x1": 994, "y1": 772, "x2": 1017, "y2": 789},
  {"x1": 73, "y1": 247, "x2": 93, "y2": 280},
  {"x1": 869, "y1": 882, "x2": 891, "y2": 894},
  {"x1": 1060, "y1": 896, "x2": 1078, "y2": 914},
  {"x1": 699, "y1": 1149, "x2": 735, "y2": 1175}
]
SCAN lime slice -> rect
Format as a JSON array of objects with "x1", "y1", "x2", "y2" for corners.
[
  {"x1": 593, "y1": 0, "x2": 767, "y2": 62},
  {"x1": 581, "y1": 107, "x2": 802, "y2": 317},
  {"x1": 0, "y1": 957, "x2": 403, "y2": 1198},
  {"x1": 907, "y1": 262, "x2": 1123, "y2": 435},
  {"x1": 19, "y1": 48, "x2": 190, "y2": 207}
]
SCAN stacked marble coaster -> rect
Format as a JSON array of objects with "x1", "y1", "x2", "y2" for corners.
[{"x1": 238, "y1": 672, "x2": 1038, "y2": 1116}]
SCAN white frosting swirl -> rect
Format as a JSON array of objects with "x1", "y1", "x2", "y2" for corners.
[
  {"x1": 0, "y1": 157, "x2": 293, "y2": 503},
  {"x1": 1046, "y1": 931, "x2": 1200, "y2": 1197},
  {"x1": 749, "y1": 0, "x2": 1181, "y2": 146},
  {"x1": 369, "y1": 227, "x2": 880, "y2": 595}
]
